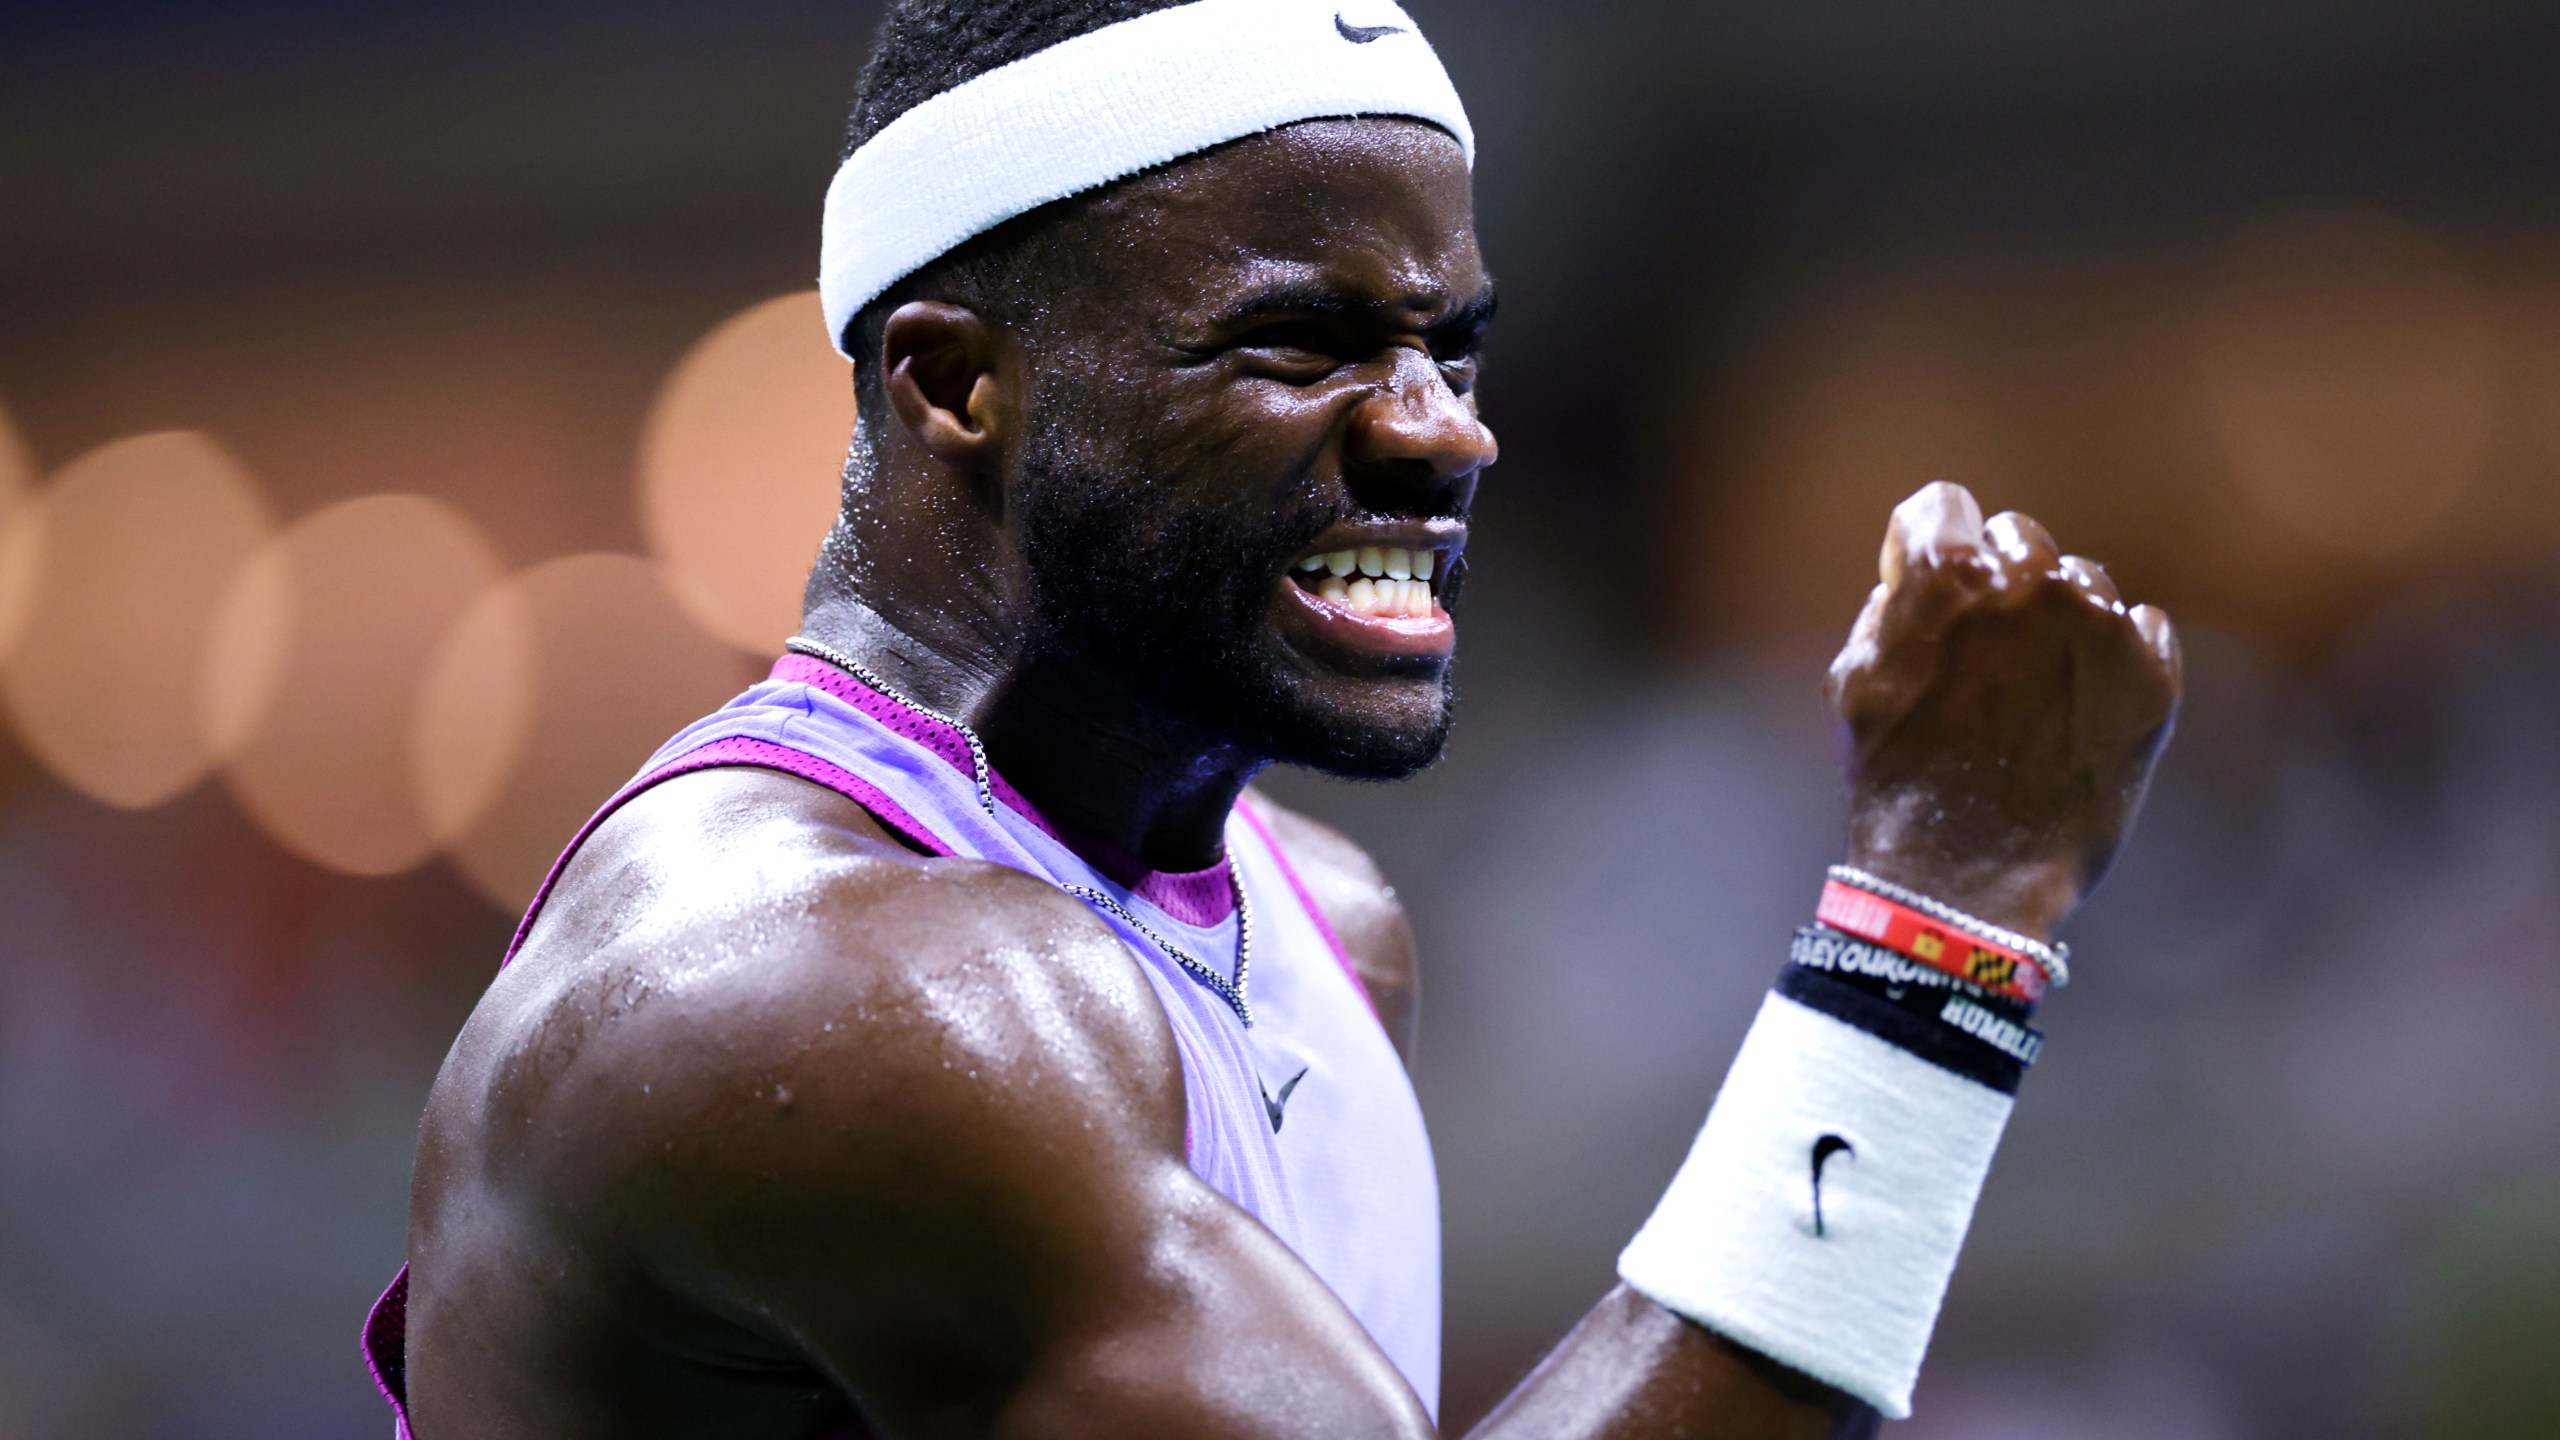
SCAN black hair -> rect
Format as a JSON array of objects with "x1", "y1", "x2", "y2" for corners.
[{"x1": 837, "y1": 0, "x2": 1195, "y2": 412}]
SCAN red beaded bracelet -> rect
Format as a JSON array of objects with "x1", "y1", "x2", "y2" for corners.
[{"x1": 1814, "y1": 878, "x2": 2051, "y2": 1005}]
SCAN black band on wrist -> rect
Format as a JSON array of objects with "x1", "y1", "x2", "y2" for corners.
[{"x1": 1775, "y1": 963, "x2": 2037, "y2": 1095}]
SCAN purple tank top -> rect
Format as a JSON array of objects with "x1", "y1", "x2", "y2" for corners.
[{"x1": 365, "y1": 654, "x2": 1441, "y2": 1435}]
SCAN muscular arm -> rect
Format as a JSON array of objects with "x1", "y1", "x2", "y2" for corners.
[
  {"x1": 417, "y1": 769, "x2": 1861, "y2": 1439},
  {"x1": 689, "y1": 822, "x2": 1863, "y2": 1438},
  {"x1": 626, "y1": 846, "x2": 1431, "y2": 1440},
  {"x1": 413, "y1": 481, "x2": 2170, "y2": 1440},
  {"x1": 1241, "y1": 801, "x2": 1867, "y2": 1435},
  {"x1": 413, "y1": 769, "x2": 1432, "y2": 1438}
]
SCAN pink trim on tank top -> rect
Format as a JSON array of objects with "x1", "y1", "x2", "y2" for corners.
[
  {"x1": 368, "y1": 735, "x2": 948, "y2": 1434},
  {"x1": 1062, "y1": 828, "x2": 1237, "y2": 927},
  {"x1": 371, "y1": 672, "x2": 1361, "y2": 1432},
  {"x1": 692, "y1": 675, "x2": 1219, "y2": 1158},
  {"x1": 1238, "y1": 800, "x2": 1380, "y2": 1023},
  {"x1": 363, "y1": 1271, "x2": 414, "y2": 1438},
  {"x1": 500, "y1": 731, "x2": 953, "y2": 965},
  {"x1": 1133, "y1": 866, "x2": 1235, "y2": 925},
  {"x1": 778, "y1": 655, "x2": 1076, "y2": 843},
  {"x1": 773, "y1": 654, "x2": 1236, "y2": 925}
]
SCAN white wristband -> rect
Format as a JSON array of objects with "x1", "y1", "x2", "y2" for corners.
[{"x1": 1617, "y1": 992, "x2": 2014, "y2": 1418}]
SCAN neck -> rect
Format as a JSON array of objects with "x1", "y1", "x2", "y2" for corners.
[
  {"x1": 798, "y1": 598, "x2": 1262, "y2": 873},
  {"x1": 800, "y1": 589, "x2": 1006, "y2": 723},
  {"x1": 982, "y1": 656, "x2": 1267, "y2": 872}
]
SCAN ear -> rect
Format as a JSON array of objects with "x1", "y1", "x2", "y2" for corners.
[{"x1": 880, "y1": 301, "x2": 1008, "y2": 471}]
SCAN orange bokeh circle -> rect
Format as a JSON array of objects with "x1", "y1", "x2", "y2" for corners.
[
  {"x1": 0, "y1": 399, "x2": 37, "y2": 662},
  {"x1": 2, "y1": 432, "x2": 273, "y2": 809},
  {"x1": 639, "y1": 290, "x2": 852, "y2": 655},
  {"x1": 208, "y1": 494, "x2": 507, "y2": 876},
  {"x1": 2199, "y1": 202, "x2": 2499, "y2": 559},
  {"x1": 0, "y1": 400, "x2": 28, "y2": 494},
  {"x1": 419, "y1": 552, "x2": 757, "y2": 912}
]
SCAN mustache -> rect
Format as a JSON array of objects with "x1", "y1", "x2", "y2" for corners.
[{"x1": 1105, "y1": 485, "x2": 1342, "y2": 592}]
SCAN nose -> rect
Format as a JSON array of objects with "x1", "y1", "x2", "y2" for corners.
[{"x1": 1344, "y1": 348, "x2": 1498, "y2": 504}]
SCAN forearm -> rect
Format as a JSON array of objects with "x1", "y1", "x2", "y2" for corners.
[
  {"x1": 1467, "y1": 480, "x2": 2175, "y2": 1440},
  {"x1": 1466, "y1": 872, "x2": 2051, "y2": 1437},
  {"x1": 1467, "y1": 1286, "x2": 1876, "y2": 1440}
]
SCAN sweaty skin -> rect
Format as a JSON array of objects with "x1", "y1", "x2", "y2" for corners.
[{"x1": 403, "y1": 119, "x2": 2178, "y2": 1438}]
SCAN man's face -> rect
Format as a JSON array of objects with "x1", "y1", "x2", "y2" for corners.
[{"x1": 1010, "y1": 118, "x2": 1495, "y2": 779}]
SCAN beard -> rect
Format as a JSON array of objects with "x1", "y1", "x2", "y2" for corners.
[{"x1": 1012, "y1": 426, "x2": 1456, "y2": 781}]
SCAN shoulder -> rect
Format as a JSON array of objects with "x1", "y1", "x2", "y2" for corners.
[
  {"x1": 414, "y1": 767, "x2": 1191, "y2": 1299},
  {"x1": 1243, "y1": 788, "x2": 1419, "y2": 1058},
  {"x1": 409, "y1": 770, "x2": 1440, "y2": 1434}
]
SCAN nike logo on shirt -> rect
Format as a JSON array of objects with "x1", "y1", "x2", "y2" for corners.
[{"x1": 1260, "y1": 1067, "x2": 1310, "y2": 1132}]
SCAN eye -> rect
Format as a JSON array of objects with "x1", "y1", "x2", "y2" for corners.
[
  {"x1": 1238, "y1": 321, "x2": 1338, "y2": 358},
  {"x1": 1230, "y1": 320, "x2": 1348, "y2": 383},
  {"x1": 1432, "y1": 337, "x2": 1483, "y2": 396},
  {"x1": 1429, "y1": 318, "x2": 1485, "y2": 361}
]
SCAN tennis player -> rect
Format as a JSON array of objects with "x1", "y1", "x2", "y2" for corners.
[{"x1": 366, "y1": 3, "x2": 2182, "y2": 1435}]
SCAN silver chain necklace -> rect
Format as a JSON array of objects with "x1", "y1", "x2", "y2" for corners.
[
  {"x1": 785, "y1": 635, "x2": 998, "y2": 814},
  {"x1": 785, "y1": 635, "x2": 1254, "y2": 1026}
]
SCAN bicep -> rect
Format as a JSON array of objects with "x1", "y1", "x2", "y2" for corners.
[
  {"x1": 744, "y1": 1057, "x2": 1428, "y2": 1440},
  {"x1": 629, "y1": 871, "x2": 1430, "y2": 1439},
  {"x1": 981, "y1": 1172, "x2": 1430, "y2": 1440}
]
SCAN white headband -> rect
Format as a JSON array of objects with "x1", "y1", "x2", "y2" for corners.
[{"x1": 817, "y1": 0, "x2": 1474, "y2": 358}]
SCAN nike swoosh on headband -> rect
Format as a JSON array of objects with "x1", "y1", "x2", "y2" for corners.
[
  {"x1": 1336, "y1": 13, "x2": 1409, "y2": 43},
  {"x1": 819, "y1": 0, "x2": 1473, "y2": 356}
]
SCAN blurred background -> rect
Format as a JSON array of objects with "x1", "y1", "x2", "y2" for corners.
[{"x1": 4, "y1": 1, "x2": 2560, "y2": 1434}]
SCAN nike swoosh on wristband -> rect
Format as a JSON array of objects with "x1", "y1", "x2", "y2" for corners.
[
  {"x1": 1260, "y1": 1067, "x2": 1310, "y2": 1132},
  {"x1": 1335, "y1": 13, "x2": 1408, "y2": 43},
  {"x1": 1809, "y1": 1133, "x2": 1855, "y2": 1237}
]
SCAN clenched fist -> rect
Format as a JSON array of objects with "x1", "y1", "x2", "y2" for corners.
[{"x1": 1829, "y1": 482, "x2": 2181, "y2": 943}]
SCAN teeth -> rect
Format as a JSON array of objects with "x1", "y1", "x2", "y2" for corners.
[{"x1": 1296, "y1": 545, "x2": 1447, "y2": 618}]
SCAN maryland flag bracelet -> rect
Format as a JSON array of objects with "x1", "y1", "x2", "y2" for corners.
[{"x1": 1813, "y1": 870, "x2": 2064, "y2": 1006}]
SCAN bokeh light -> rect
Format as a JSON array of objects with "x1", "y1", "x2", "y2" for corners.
[
  {"x1": 209, "y1": 494, "x2": 506, "y2": 876},
  {"x1": 424, "y1": 553, "x2": 757, "y2": 912},
  {"x1": 0, "y1": 398, "x2": 37, "y2": 661},
  {"x1": 16, "y1": 11, "x2": 2560, "y2": 1435},
  {"x1": 0, "y1": 399, "x2": 29, "y2": 495},
  {"x1": 1671, "y1": 271, "x2": 2014, "y2": 650},
  {"x1": 411, "y1": 563, "x2": 535, "y2": 851},
  {"x1": 2198, "y1": 202, "x2": 2500, "y2": 559},
  {"x1": 1, "y1": 432, "x2": 273, "y2": 808},
  {"x1": 638, "y1": 290, "x2": 852, "y2": 654}
]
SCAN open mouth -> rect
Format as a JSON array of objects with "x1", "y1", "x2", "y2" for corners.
[{"x1": 1287, "y1": 544, "x2": 1448, "y2": 621}]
